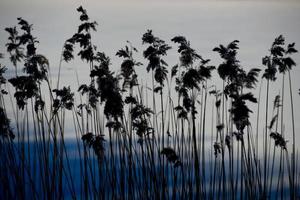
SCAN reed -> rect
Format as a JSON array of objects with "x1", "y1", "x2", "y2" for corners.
[{"x1": 0, "y1": 6, "x2": 299, "y2": 200}]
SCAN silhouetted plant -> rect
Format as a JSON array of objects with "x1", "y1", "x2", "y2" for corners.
[
  {"x1": 268, "y1": 114, "x2": 278, "y2": 130},
  {"x1": 270, "y1": 132, "x2": 287, "y2": 150},
  {"x1": 172, "y1": 35, "x2": 215, "y2": 198},
  {"x1": 5, "y1": 26, "x2": 24, "y2": 67},
  {"x1": 124, "y1": 96, "x2": 137, "y2": 105},
  {"x1": 62, "y1": 6, "x2": 97, "y2": 63},
  {"x1": 174, "y1": 105, "x2": 188, "y2": 120},
  {"x1": 213, "y1": 142, "x2": 222, "y2": 157},
  {"x1": 214, "y1": 40, "x2": 259, "y2": 132},
  {"x1": 172, "y1": 36, "x2": 202, "y2": 67},
  {"x1": 5, "y1": 18, "x2": 49, "y2": 110},
  {"x1": 0, "y1": 107, "x2": 14, "y2": 139},
  {"x1": 78, "y1": 82, "x2": 99, "y2": 108},
  {"x1": 142, "y1": 30, "x2": 171, "y2": 80},
  {"x1": 261, "y1": 35, "x2": 297, "y2": 198},
  {"x1": 229, "y1": 93, "x2": 257, "y2": 132},
  {"x1": 82, "y1": 132, "x2": 105, "y2": 160},
  {"x1": 262, "y1": 35, "x2": 297, "y2": 80},
  {"x1": 225, "y1": 135, "x2": 231, "y2": 150},
  {"x1": 161, "y1": 147, "x2": 182, "y2": 168},
  {"x1": 213, "y1": 40, "x2": 239, "y2": 80},
  {"x1": 116, "y1": 42, "x2": 141, "y2": 91},
  {"x1": 213, "y1": 40, "x2": 261, "y2": 200},
  {"x1": 8, "y1": 76, "x2": 39, "y2": 109},
  {"x1": 131, "y1": 103, "x2": 153, "y2": 138},
  {"x1": 90, "y1": 53, "x2": 124, "y2": 120},
  {"x1": 63, "y1": 6, "x2": 124, "y2": 123},
  {"x1": 0, "y1": 65, "x2": 8, "y2": 95},
  {"x1": 1, "y1": 7, "x2": 300, "y2": 199},
  {"x1": 172, "y1": 36, "x2": 214, "y2": 113},
  {"x1": 52, "y1": 86, "x2": 74, "y2": 113},
  {"x1": 273, "y1": 95, "x2": 281, "y2": 109},
  {"x1": 142, "y1": 29, "x2": 171, "y2": 179}
]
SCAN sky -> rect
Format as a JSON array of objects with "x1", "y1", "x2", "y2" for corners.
[
  {"x1": 0, "y1": 0, "x2": 300, "y2": 143},
  {"x1": 1, "y1": 0, "x2": 299, "y2": 79}
]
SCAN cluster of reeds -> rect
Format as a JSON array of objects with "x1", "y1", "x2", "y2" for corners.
[{"x1": 0, "y1": 6, "x2": 299, "y2": 199}]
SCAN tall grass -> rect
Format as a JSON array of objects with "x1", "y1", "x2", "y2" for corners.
[{"x1": 0, "y1": 6, "x2": 299, "y2": 199}]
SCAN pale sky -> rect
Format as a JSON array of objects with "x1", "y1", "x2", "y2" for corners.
[{"x1": 1, "y1": 0, "x2": 300, "y2": 143}]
